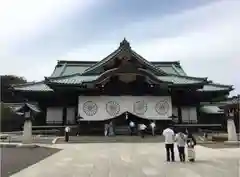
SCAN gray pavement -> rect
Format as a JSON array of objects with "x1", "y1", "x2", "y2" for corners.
[
  {"x1": 10, "y1": 143, "x2": 240, "y2": 177},
  {"x1": 4, "y1": 135, "x2": 57, "y2": 144}
]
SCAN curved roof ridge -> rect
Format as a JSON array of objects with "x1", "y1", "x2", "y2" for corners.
[
  {"x1": 83, "y1": 47, "x2": 122, "y2": 73},
  {"x1": 57, "y1": 60, "x2": 98, "y2": 64},
  {"x1": 151, "y1": 61, "x2": 180, "y2": 65},
  {"x1": 130, "y1": 50, "x2": 167, "y2": 75}
]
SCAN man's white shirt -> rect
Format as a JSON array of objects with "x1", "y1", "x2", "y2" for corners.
[
  {"x1": 162, "y1": 128, "x2": 175, "y2": 144},
  {"x1": 139, "y1": 124, "x2": 147, "y2": 130},
  {"x1": 150, "y1": 122, "x2": 156, "y2": 128},
  {"x1": 129, "y1": 121, "x2": 135, "y2": 127},
  {"x1": 65, "y1": 127, "x2": 70, "y2": 132}
]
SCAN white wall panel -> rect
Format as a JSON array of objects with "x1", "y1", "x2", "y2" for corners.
[
  {"x1": 181, "y1": 107, "x2": 197, "y2": 123},
  {"x1": 46, "y1": 107, "x2": 63, "y2": 124},
  {"x1": 67, "y1": 107, "x2": 75, "y2": 124},
  {"x1": 78, "y1": 96, "x2": 172, "y2": 121},
  {"x1": 189, "y1": 107, "x2": 197, "y2": 123}
]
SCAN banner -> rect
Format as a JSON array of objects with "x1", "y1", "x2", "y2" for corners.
[{"x1": 78, "y1": 96, "x2": 172, "y2": 121}]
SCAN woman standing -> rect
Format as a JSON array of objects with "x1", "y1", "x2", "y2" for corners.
[{"x1": 175, "y1": 129, "x2": 187, "y2": 162}]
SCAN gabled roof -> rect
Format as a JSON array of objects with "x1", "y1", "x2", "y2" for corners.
[
  {"x1": 82, "y1": 39, "x2": 167, "y2": 75},
  {"x1": 4, "y1": 102, "x2": 41, "y2": 113}
]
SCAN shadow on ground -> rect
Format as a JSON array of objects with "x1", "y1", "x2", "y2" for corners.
[
  {"x1": 200, "y1": 143, "x2": 240, "y2": 149},
  {"x1": 57, "y1": 135, "x2": 165, "y2": 144},
  {"x1": 1, "y1": 147, "x2": 61, "y2": 177}
]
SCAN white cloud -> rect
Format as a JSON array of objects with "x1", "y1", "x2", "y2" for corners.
[
  {"x1": 0, "y1": 0, "x2": 239, "y2": 95},
  {"x1": 0, "y1": 0, "x2": 99, "y2": 80},
  {"x1": 60, "y1": 0, "x2": 240, "y2": 95},
  {"x1": 0, "y1": 0, "x2": 96, "y2": 46}
]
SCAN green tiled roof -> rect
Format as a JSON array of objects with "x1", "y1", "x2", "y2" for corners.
[
  {"x1": 46, "y1": 74, "x2": 205, "y2": 85},
  {"x1": 157, "y1": 75, "x2": 203, "y2": 84},
  {"x1": 47, "y1": 75, "x2": 98, "y2": 85},
  {"x1": 51, "y1": 63, "x2": 94, "y2": 77},
  {"x1": 51, "y1": 61, "x2": 187, "y2": 78},
  {"x1": 200, "y1": 105, "x2": 224, "y2": 114},
  {"x1": 13, "y1": 82, "x2": 53, "y2": 92},
  {"x1": 198, "y1": 84, "x2": 232, "y2": 92}
]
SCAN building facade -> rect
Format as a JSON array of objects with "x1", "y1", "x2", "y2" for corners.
[{"x1": 13, "y1": 39, "x2": 233, "y2": 134}]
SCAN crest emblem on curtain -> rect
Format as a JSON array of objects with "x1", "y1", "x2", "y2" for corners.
[
  {"x1": 106, "y1": 101, "x2": 120, "y2": 116},
  {"x1": 83, "y1": 101, "x2": 98, "y2": 116},
  {"x1": 155, "y1": 100, "x2": 170, "y2": 115},
  {"x1": 134, "y1": 100, "x2": 147, "y2": 115}
]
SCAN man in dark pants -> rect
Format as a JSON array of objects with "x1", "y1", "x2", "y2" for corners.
[
  {"x1": 129, "y1": 121, "x2": 135, "y2": 136},
  {"x1": 163, "y1": 127, "x2": 175, "y2": 162},
  {"x1": 65, "y1": 126, "x2": 70, "y2": 142},
  {"x1": 139, "y1": 123, "x2": 147, "y2": 138},
  {"x1": 165, "y1": 144, "x2": 175, "y2": 162}
]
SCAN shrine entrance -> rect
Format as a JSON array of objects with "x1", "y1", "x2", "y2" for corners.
[{"x1": 110, "y1": 112, "x2": 149, "y2": 135}]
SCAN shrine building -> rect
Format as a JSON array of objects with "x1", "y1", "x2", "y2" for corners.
[{"x1": 12, "y1": 39, "x2": 233, "y2": 134}]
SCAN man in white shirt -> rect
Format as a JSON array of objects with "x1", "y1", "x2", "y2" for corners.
[
  {"x1": 150, "y1": 121, "x2": 156, "y2": 136},
  {"x1": 129, "y1": 121, "x2": 135, "y2": 136},
  {"x1": 139, "y1": 123, "x2": 147, "y2": 138},
  {"x1": 65, "y1": 126, "x2": 71, "y2": 142},
  {"x1": 162, "y1": 127, "x2": 175, "y2": 162}
]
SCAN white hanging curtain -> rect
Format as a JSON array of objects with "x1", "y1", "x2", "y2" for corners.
[{"x1": 78, "y1": 96, "x2": 172, "y2": 121}]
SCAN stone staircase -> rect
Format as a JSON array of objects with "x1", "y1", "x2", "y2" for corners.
[{"x1": 114, "y1": 126, "x2": 130, "y2": 135}]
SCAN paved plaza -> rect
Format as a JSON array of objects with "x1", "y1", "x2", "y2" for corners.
[{"x1": 9, "y1": 142, "x2": 240, "y2": 177}]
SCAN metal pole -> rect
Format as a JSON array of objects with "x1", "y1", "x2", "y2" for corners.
[{"x1": 238, "y1": 94, "x2": 240, "y2": 133}]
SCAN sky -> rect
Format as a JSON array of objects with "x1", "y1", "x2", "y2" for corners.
[{"x1": 0, "y1": 0, "x2": 239, "y2": 96}]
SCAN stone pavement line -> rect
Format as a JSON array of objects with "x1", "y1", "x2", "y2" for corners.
[{"x1": 10, "y1": 143, "x2": 240, "y2": 177}]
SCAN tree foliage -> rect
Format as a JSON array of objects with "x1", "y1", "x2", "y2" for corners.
[
  {"x1": 1, "y1": 75, "x2": 27, "y2": 102},
  {"x1": 0, "y1": 103, "x2": 24, "y2": 132}
]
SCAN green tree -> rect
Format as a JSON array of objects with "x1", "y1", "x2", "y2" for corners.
[
  {"x1": 1, "y1": 75, "x2": 27, "y2": 102},
  {"x1": 0, "y1": 103, "x2": 24, "y2": 132}
]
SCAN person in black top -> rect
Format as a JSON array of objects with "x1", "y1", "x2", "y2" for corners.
[
  {"x1": 186, "y1": 129, "x2": 196, "y2": 145},
  {"x1": 186, "y1": 129, "x2": 197, "y2": 162}
]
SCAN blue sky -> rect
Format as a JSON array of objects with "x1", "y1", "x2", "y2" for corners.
[{"x1": 0, "y1": 0, "x2": 239, "y2": 95}]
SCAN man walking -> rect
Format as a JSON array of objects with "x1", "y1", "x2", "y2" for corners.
[
  {"x1": 65, "y1": 126, "x2": 71, "y2": 142},
  {"x1": 162, "y1": 126, "x2": 175, "y2": 162},
  {"x1": 150, "y1": 121, "x2": 156, "y2": 136},
  {"x1": 129, "y1": 120, "x2": 135, "y2": 136},
  {"x1": 139, "y1": 123, "x2": 147, "y2": 138}
]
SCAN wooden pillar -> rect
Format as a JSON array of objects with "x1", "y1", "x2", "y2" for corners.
[
  {"x1": 178, "y1": 106, "x2": 182, "y2": 123},
  {"x1": 62, "y1": 107, "x2": 67, "y2": 125}
]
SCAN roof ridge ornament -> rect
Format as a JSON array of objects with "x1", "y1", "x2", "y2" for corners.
[{"x1": 120, "y1": 38, "x2": 131, "y2": 49}]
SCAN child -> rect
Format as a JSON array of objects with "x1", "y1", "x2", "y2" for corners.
[
  {"x1": 175, "y1": 130, "x2": 187, "y2": 162},
  {"x1": 186, "y1": 130, "x2": 197, "y2": 162}
]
